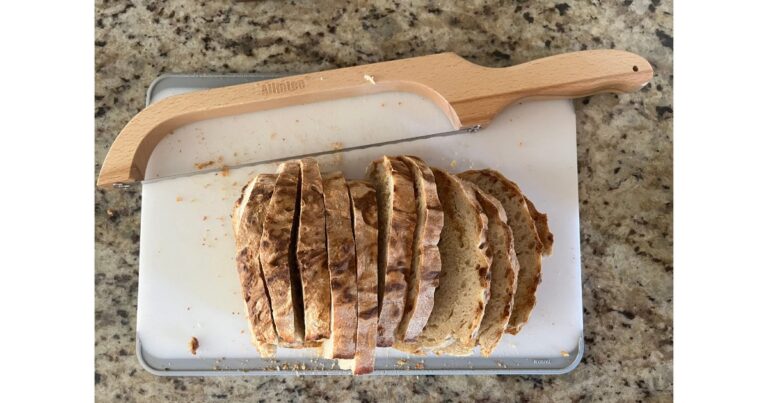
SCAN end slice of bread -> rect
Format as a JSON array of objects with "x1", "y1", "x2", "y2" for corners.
[
  {"x1": 458, "y1": 169, "x2": 545, "y2": 335},
  {"x1": 399, "y1": 169, "x2": 490, "y2": 355},
  {"x1": 348, "y1": 180, "x2": 379, "y2": 375},
  {"x1": 464, "y1": 182, "x2": 520, "y2": 356},
  {"x1": 396, "y1": 156, "x2": 443, "y2": 342},
  {"x1": 232, "y1": 174, "x2": 279, "y2": 356},
  {"x1": 296, "y1": 158, "x2": 331, "y2": 343},
  {"x1": 366, "y1": 156, "x2": 417, "y2": 347},
  {"x1": 260, "y1": 161, "x2": 305, "y2": 347},
  {"x1": 322, "y1": 172, "x2": 357, "y2": 359}
]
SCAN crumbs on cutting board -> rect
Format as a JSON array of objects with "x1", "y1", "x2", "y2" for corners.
[
  {"x1": 194, "y1": 160, "x2": 215, "y2": 170},
  {"x1": 363, "y1": 74, "x2": 376, "y2": 85},
  {"x1": 176, "y1": 196, "x2": 183, "y2": 202},
  {"x1": 560, "y1": 351, "x2": 570, "y2": 357},
  {"x1": 217, "y1": 166, "x2": 230, "y2": 177}
]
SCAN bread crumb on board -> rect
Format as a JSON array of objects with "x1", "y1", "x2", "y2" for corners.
[
  {"x1": 176, "y1": 196, "x2": 183, "y2": 203},
  {"x1": 560, "y1": 351, "x2": 570, "y2": 357},
  {"x1": 363, "y1": 74, "x2": 376, "y2": 85},
  {"x1": 194, "y1": 160, "x2": 215, "y2": 170},
  {"x1": 331, "y1": 141, "x2": 344, "y2": 150},
  {"x1": 189, "y1": 337, "x2": 199, "y2": 355},
  {"x1": 220, "y1": 166, "x2": 230, "y2": 177}
]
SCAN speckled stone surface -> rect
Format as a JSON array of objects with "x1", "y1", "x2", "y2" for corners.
[{"x1": 96, "y1": 1, "x2": 672, "y2": 401}]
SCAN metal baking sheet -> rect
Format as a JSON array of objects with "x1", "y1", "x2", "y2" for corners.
[{"x1": 135, "y1": 73, "x2": 584, "y2": 375}]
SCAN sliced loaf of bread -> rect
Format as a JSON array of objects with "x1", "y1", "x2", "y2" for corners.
[
  {"x1": 366, "y1": 156, "x2": 417, "y2": 347},
  {"x1": 260, "y1": 161, "x2": 304, "y2": 347},
  {"x1": 400, "y1": 169, "x2": 490, "y2": 355},
  {"x1": 464, "y1": 182, "x2": 520, "y2": 356},
  {"x1": 458, "y1": 169, "x2": 544, "y2": 335},
  {"x1": 348, "y1": 180, "x2": 379, "y2": 375},
  {"x1": 396, "y1": 156, "x2": 443, "y2": 342},
  {"x1": 322, "y1": 171, "x2": 357, "y2": 359},
  {"x1": 232, "y1": 174, "x2": 279, "y2": 356},
  {"x1": 296, "y1": 158, "x2": 331, "y2": 343}
]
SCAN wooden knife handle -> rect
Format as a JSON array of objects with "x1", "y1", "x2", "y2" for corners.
[{"x1": 98, "y1": 49, "x2": 652, "y2": 188}]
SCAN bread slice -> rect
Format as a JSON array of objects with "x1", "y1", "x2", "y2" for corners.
[
  {"x1": 232, "y1": 174, "x2": 279, "y2": 356},
  {"x1": 348, "y1": 180, "x2": 379, "y2": 375},
  {"x1": 322, "y1": 171, "x2": 357, "y2": 359},
  {"x1": 464, "y1": 182, "x2": 520, "y2": 356},
  {"x1": 296, "y1": 158, "x2": 331, "y2": 343},
  {"x1": 400, "y1": 168, "x2": 491, "y2": 355},
  {"x1": 366, "y1": 156, "x2": 417, "y2": 347},
  {"x1": 525, "y1": 197, "x2": 554, "y2": 256},
  {"x1": 458, "y1": 169, "x2": 543, "y2": 335},
  {"x1": 259, "y1": 161, "x2": 304, "y2": 347},
  {"x1": 396, "y1": 156, "x2": 443, "y2": 342}
]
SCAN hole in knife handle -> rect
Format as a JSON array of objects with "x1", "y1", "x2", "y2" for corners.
[{"x1": 632, "y1": 65, "x2": 639, "y2": 72}]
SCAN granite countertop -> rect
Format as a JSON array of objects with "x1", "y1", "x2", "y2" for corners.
[{"x1": 96, "y1": 1, "x2": 672, "y2": 401}]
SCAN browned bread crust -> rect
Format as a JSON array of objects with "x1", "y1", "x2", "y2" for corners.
[
  {"x1": 465, "y1": 183, "x2": 520, "y2": 356},
  {"x1": 525, "y1": 197, "x2": 554, "y2": 256},
  {"x1": 260, "y1": 161, "x2": 304, "y2": 347},
  {"x1": 232, "y1": 174, "x2": 279, "y2": 356},
  {"x1": 296, "y1": 158, "x2": 332, "y2": 343},
  {"x1": 396, "y1": 156, "x2": 443, "y2": 342},
  {"x1": 348, "y1": 180, "x2": 379, "y2": 375},
  {"x1": 398, "y1": 169, "x2": 490, "y2": 355},
  {"x1": 367, "y1": 156, "x2": 417, "y2": 347},
  {"x1": 322, "y1": 172, "x2": 357, "y2": 359},
  {"x1": 458, "y1": 169, "x2": 544, "y2": 335}
]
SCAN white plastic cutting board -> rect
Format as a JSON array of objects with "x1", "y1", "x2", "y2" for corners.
[{"x1": 137, "y1": 82, "x2": 582, "y2": 374}]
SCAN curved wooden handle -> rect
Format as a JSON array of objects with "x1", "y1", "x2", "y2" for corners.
[{"x1": 98, "y1": 49, "x2": 652, "y2": 188}]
